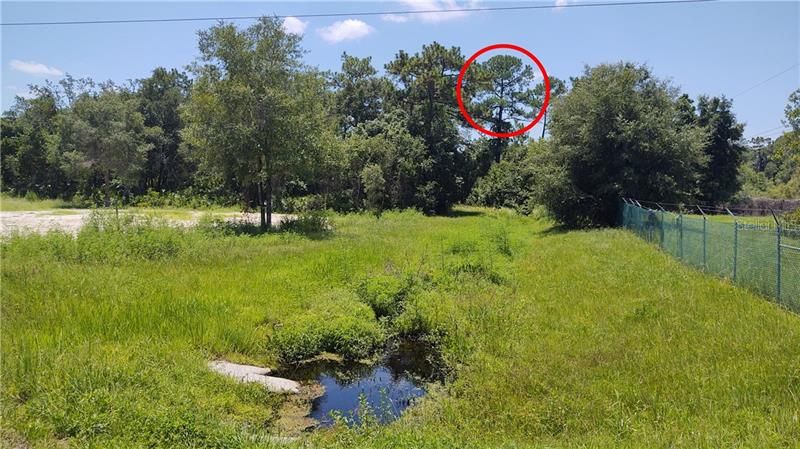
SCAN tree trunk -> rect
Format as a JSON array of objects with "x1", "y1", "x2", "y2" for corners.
[
  {"x1": 541, "y1": 110, "x2": 548, "y2": 139},
  {"x1": 257, "y1": 181, "x2": 266, "y2": 229},
  {"x1": 103, "y1": 170, "x2": 111, "y2": 208},
  {"x1": 265, "y1": 176, "x2": 273, "y2": 229}
]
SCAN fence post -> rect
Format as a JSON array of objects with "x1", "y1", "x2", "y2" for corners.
[
  {"x1": 771, "y1": 209, "x2": 781, "y2": 301},
  {"x1": 697, "y1": 205, "x2": 708, "y2": 270},
  {"x1": 656, "y1": 203, "x2": 666, "y2": 249},
  {"x1": 621, "y1": 198, "x2": 630, "y2": 228},
  {"x1": 634, "y1": 200, "x2": 643, "y2": 237},
  {"x1": 726, "y1": 207, "x2": 737, "y2": 281},
  {"x1": 679, "y1": 212, "x2": 684, "y2": 260}
]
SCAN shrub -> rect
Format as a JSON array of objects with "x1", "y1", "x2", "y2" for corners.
[
  {"x1": 536, "y1": 62, "x2": 706, "y2": 227},
  {"x1": 356, "y1": 275, "x2": 411, "y2": 319},
  {"x1": 279, "y1": 211, "x2": 332, "y2": 236},
  {"x1": 279, "y1": 194, "x2": 327, "y2": 213},
  {"x1": 24, "y1": 191, "x2": 40, "y2": 202},
  {"x1": 392, "y1": 291, "x2": 449, "y2": 341},
  {"x1": 468, "y1": 160, "x2": 533, "y2": 213},
  {"x1": 271, "y1": 292, "x2": 385, "y2": 364},
  {"x1": 784, "y1": 208, "x2": 800, "y2": 227}
]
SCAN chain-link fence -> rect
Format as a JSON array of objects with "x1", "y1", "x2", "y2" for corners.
[{"x1": 620, "y1": 199, "x2": 799, "y2": 312}]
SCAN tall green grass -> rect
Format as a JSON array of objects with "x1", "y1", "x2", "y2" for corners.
[
  {"x1": 2, "y1": 208, "x2": 798, "y2": 448},
  {"x1": 0, "y1": 193, "x2": 72, "y2": 211}
]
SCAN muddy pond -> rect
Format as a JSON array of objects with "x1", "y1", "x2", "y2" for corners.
[{"x1": 275, "y1": 341, "x2": 443, "y2": 427}]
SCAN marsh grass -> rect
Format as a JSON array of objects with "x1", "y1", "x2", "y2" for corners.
[{"x1": 2, "y1": 208, "x2": 799, "y2": 448}]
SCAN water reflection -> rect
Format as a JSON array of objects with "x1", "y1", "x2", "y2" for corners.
[{"x1": 275, "y1": 341, "x2": 442, "y2": 427}]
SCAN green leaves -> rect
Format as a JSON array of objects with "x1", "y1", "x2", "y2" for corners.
[
  {"x1": 58, "y1": 88, "x2": 154, "y2": 196},
  {"x1": 467, "y1": 54, "x2": 540, "y2": 132},
  {"x1": 183, "y1": 17, "x2": 327, "y2": 225},
  {"x1": 537, "y1": 62, "x2": 707, "y2": 227}
]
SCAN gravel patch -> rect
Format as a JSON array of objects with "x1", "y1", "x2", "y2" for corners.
[{"x1": 0, "y1": 210, "x2": 292, "y2": 236}]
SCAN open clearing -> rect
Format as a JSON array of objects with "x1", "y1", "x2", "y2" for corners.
[
  {"x1": 2, "y1": 208, "x2": 799, "y2": 448},
  {"x1": 0, "y1": 209, "x2": 291, "y2": 235}
]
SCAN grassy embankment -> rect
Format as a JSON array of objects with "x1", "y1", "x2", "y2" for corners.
[{"x1": 1, "y1": 208, "x2": 799, "y2": 448}]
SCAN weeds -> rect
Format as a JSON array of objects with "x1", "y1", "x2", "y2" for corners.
[
  {"x1": 271, "y1": 292, "x2": 385, "y2": 364},
  {"x1": 2, "y1": 208, "x2": 799, "y2": 448}
]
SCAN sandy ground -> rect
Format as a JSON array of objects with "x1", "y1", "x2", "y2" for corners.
[{"x1": 0, "y1": 210, "x2": 291, "y2": 236}]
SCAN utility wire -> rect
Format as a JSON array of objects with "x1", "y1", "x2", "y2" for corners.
[
  {"x1": 0, "y1": 0, "x2": 717, "y2": 27},
  {"x1": 764, "y1": 129, "x2": 790, "y2": 138},
  {"x1": 751, "y1": 125, "x2": 789, "y2": 136},
  {"x1": 733, "y1": 63, "x2": 799, "y2": 98}
]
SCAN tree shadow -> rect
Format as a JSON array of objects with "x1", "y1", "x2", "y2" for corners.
[
  {"x1": 535, "y1": 224, "x2": 572, "y2": 237},
  {"x1": 199, "y1": 219, "x2": 334, "y2": 240},
  {"x1": 444, "y1": 209, "x2": 485, "y2": 218}
]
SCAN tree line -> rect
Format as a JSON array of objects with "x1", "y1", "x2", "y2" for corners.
[{"x1": 3, "y1": 16, "x2": 797, "y2": 227}]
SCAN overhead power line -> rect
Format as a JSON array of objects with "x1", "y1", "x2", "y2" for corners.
[
  {"x1": 764, "y1": 128, "x2": 791, "y2": 139},
  {"x1": 751, "y1": 125, "x2": 789, "y2": 136},
  {"x1": 0, "y1": 0, "x2": 717, "y2": 27},
  {"x1": 733, "y1": 63, "x2": 799, "y2": 98}
]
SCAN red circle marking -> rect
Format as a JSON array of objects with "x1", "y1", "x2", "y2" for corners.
[{"x1": 456, "y1": 44, "x2": 550, "y2": 138}]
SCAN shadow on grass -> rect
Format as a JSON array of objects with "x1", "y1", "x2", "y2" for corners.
[
  {"x1": 200, "y1": 218, "x2": 334, "y2": 240},
  {"x1": 445, "y1": 209, "x2": 485, "y2": 218},
  {"x1": 535, "y1": 224, "x2": 572, "y2": 237}
]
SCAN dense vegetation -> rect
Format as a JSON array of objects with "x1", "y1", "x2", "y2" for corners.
[
  {"x1": 3, "y1": 16, "x2": 797, "y2": 227},
  {"x1": 2, "y1": 210, "x2": 798, "y2": 448}
]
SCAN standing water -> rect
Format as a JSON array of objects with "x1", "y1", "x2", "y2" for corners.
[{"x1": 276, "y1": 341, "x2": 442, "y2": 427}]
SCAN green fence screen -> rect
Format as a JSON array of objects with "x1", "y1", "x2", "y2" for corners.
[{"x1": 621, "y1": 201, "x2": 799, "y2": 312}]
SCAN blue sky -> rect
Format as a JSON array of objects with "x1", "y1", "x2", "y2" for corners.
[{"x1": 2, "y1": 1, "x2": 798, "y2": 139}]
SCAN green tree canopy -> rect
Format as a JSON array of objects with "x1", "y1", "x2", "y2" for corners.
[
  {"x1": 182, "y1": 17, "x2": 327, "y2": 228},
  {"x1": 694, "y1": 96, "x2": 745, "y2": 204},
  {"x1": 468, "y1": 55, "x2": 539, "y2": 137},
  {"x1": 135, "y1": 67, "x2": 192, "y2": 192},
  {"x1": 535, "y1": 76, "x2": 567, "y2": 139},
  {"x1": 535, "y1": 62, "x2": 705, "y2": 227},
  {"x1": 56, "y1": 86, "x2": 154, "y2": 205},
  {"x1": 1, "y1": 86, "x2": 67, "y2": 198},
  {"x1": 385, "y1": 42, "x2": 465, "y2": 213},
  {"x1": 343, "y1": 110, "x2": 429, "y2": 211},
  {"x1": 332, "y1": 53, "x2": 388, "y2": 136}
]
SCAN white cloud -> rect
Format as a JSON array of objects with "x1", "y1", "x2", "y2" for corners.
[
  {"x1": 9, "y1": 59, "x2": 63, "y2": 77},
  {"x1": 281, "y1": 16, "x2": 308, "y2": 35},
  {"x1": 317, "y1": 19, "x2": 374, "y2": 44},
  {"x1": 555, "y1": 0, "x2": 569, "y2": 7},
  {"x1": 398, "y1": 0, "x2": 478, "y2": 24},
  {"x1": 381, "y1": 14, "x2": 410, "y2": 23}
]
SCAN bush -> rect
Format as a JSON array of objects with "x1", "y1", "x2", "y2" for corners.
[
  {"x1": 24, "y1": 191, "x2": 40, "y2": 202},
  {"x1": 271, "y1": 292, "x2": 385, "y2": 364},
  {"x1": 279, "y1": 211, "x2": 332, "y2": 236},
  {"x1": 392, "y1": 291, "x2": 449, "y2": 341},
  {"x1": 279, "y1": 194, "x2": 327, "y2": 213},
  {"x1": 784, "y1": 209, "x2": 800, "y2": 226},
  {"x1": 129, "y1": 188, "x2": 238, "y2": 209},
  {"x1": 355, "y1": 274, "x2": 414, "y2": 319},
  {"x1": 468, "y1": 143, "x2": 539, "y2": 215},
  {"x1": 536, "y1": 62, "x2": 705, "y2": 227}
]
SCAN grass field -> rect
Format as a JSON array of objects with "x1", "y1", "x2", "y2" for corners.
[
  {"x1": 2, "y1": 208, "x2": 799, "y2": 448},
  {"x1": 0, "y1": 193, "x2": 73, "y2": 211}
]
